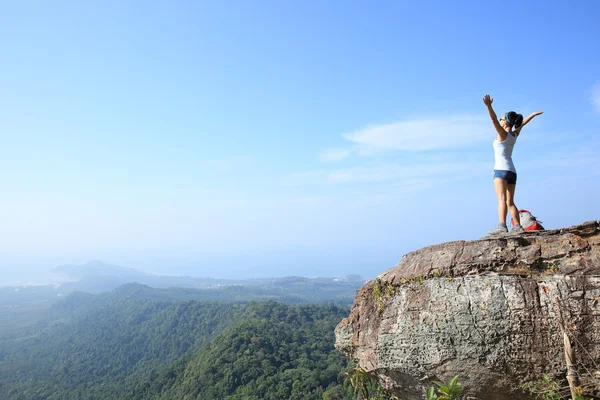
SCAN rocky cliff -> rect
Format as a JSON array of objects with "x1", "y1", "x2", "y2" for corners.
[{"x1": 335, "y1": 221, "x2": 600, "y2": 399}]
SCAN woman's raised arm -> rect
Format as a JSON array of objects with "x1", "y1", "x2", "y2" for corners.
[
  {"x1": 483, "y1": 94, "x2": 508, "y2": 138},
  {"x1": 515, "y1": 111, "x2": 543, "y2": 135}
]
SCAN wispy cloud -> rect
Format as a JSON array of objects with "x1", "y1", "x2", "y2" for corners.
[
  {"x1": 343, "y1": 114, "x2": 489, "y2": 152},
  {"x1": 520, "y1": 137, "x2": 600, "y2": 174},
  {"x1": 318, "y1": 148, "x2": 351, "y2": 162},
  {"x1": 592, "y1": 83, "x2": 600, "y2": 113},
  {"x1": 300, "y1": 114, "x2": 498, "y2": 189},
  {"x1": 302, "y1": 114, "x2": 494, "y2": 189},
  {"x1": 286, "y1": 159, "x2": 488, "y2": 186}
]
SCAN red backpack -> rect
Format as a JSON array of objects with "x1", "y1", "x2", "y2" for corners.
[{"x1": 511, "y1": 209, "x2": 545, "y2": 231}]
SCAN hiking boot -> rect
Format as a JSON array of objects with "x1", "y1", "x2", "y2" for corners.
[
  {"x1": 511, "y1": 224, "x2": 524, "y2": 233},
  {"x1": 488, "y1": 224, "x2": 508, "y2": 235}
]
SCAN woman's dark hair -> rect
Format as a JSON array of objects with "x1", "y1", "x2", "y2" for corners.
[
  {"x1": 514, "y1": 114, "x2": 523, "y2": 129},
  {"x1": 505, "y1": 111, "x2": 524, "y2": 129}
]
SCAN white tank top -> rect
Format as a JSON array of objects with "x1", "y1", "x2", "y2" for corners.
[{"x1": 493, "y1": 133, "x2": 517, "y2": 172}]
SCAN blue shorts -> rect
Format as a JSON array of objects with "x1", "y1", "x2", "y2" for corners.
[{"x1": 493, "y1": 170, "x2": 517, "y2": 184}]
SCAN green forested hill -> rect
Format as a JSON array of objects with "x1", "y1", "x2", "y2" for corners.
[
  {"x1": 1, "y1": 277, "x2": 360, "y2": 343},
  {"x1": 0, "y1": 291, "x2": 355, "y2": 400},
  {"x1": 133, "y1": 302, "x2": 353, "y2": 400}
]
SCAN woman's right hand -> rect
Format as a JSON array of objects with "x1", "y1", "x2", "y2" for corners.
[{"x1": 482, "y1": 94, "x2": 494, "y2": 106}]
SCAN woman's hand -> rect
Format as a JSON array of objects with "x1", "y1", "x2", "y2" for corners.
[
  {"x1": 518, "y1": 110, "x2": 544, "y2": 132},
  {"x1": 482, "y1": 94, "x2": 494, "y2": 106}
]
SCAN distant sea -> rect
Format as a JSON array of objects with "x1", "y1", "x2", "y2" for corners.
[{"x1": 0, "y1": 267, "x2": 70, "y2": 287}]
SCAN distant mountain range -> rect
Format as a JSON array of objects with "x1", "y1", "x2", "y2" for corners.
[
  {"x1": 1, "y1": 261, "x2": 364, "y2": 308},
  {"x1": 52, "y1": 260, "x2": 152, "y2": 279},
  {"x1": 50, "y1": 260, "x2": 276, "y2": 290}
]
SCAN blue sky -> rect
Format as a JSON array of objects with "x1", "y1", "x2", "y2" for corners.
[{"x1": 1, "y1": 0, "x2": 599, "y2": 284}]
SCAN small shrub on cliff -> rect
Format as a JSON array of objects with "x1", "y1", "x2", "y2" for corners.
[
  {"x1": 344, "y1": 366, "x2": 398, "y2": 400},
  {"x1": 520, "y1": 374, "x2": 562, "y2": 399},
  {"x1": 426, "y1": 375, "x2": 463, "y2": 400},
  {"x1": 372, "y1": 279, "x2": 398, "y2": 315},
  {"x1": 520, "y1": 374, "x2": 592, "y2": 400}
]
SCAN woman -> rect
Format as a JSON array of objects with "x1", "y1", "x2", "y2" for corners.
[{"x1": 482, "y1": 94, "x2": 543, "y2": 234}]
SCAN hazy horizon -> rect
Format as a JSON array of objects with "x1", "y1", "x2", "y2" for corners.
[{"x1": 1, "y1": 246, "x2": 394, "y2": 287}]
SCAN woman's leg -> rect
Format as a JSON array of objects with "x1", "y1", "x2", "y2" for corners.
[
  {"x1": 506, "y1": 184, "x2": 520, "y2": 225},
  {"x1": 494, "y1": 178, "x2": 508, "y2": 224}
]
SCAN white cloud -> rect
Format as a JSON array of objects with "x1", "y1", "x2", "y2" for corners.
[
  {"x1": 592, "y1": 83, "x2": 600, "y2": 113},
  {"x1": 319, "y1": 148, "x2": 351, "y2": 162},
  {"x1": 343, "y1": 114, "x2": 490, "y2": 152},
  {"x1": 298, "y1": 113, "x2": 499, "y2": 188}
]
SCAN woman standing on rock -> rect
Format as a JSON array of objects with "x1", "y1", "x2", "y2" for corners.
[{"x1": 483, "y1": 94, "x2": 543, "y2": 235}]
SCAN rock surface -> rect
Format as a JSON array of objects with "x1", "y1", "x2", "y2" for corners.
[{"x1": 335, "y1": 221, "x2": 600, "y2": 399}]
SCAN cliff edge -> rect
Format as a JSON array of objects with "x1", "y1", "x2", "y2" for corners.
[{"x1": 335, "y1": 220, "x2": 600, "y2": 399}]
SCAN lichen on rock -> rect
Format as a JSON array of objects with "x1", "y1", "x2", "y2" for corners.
[{"x1": 335, "y1": 220, "x2": 600, "y2": 399}]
